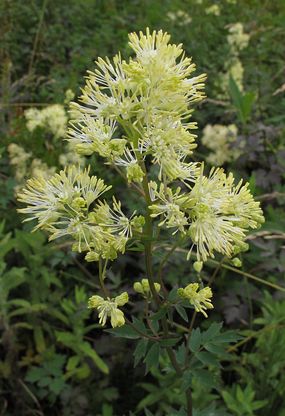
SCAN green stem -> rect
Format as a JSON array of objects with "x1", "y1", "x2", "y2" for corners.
[
  {"x1": 98, "y1": 258, "x2": 109, "y2": 297},
  {"x1": 157, "y1": 240, "x2": 181, "y2": 296},
  {"x1": 141, "y1": 162, "x2": 192, "y2": 416},
  {"x1": 28, "y1": 0, "x2": 48, "y2": 75},
  {"x1": 125, "y1": 318, "x2": 160, "y2": 341}
]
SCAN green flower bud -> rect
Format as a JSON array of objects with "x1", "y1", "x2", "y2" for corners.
[
  {"x1": 133, "y1": 279, "x2": 161, "y2": 297},
  {"x1": 126, "y1": 164, "x2": 145, "y2": 183},
  {"x1": 231, "y1": 257, "x2": 242, "y2": 268},
  {"x1": 85, "y1": 251, "x2": 100, "y2": 262},
  {"x1": 75, "y1": 143, "x2": 94, "y2": 156},
  {"x1": 131, "y1": 215, "x2": 145, "y2": 233},
  {"x1": 88, "y1": 295, "x2": 103, "y2": 309},
  {"x1": 115, "y1": 292, "x2": 129, "y2": 306},
  {"x1": 133, "y1": 282, "x2": 143, "y2": 294},
  {"x1": 193, "y1": 261, "x2": 203, "y2": 273},
  {"x1": 72, "y1": 197, "x2": 86, "y2": 210}
]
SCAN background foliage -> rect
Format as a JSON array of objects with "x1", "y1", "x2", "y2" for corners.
[{"x1": 0, "y1": 0, "x2": 285, "y2": 415}]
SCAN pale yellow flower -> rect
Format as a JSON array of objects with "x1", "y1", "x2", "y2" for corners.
[
  {"x1": 178, "y1": 283, "x2": 213, "y2": 317},
  {"x1": 88, "y1": 292, "x2": 128, "y2": 327}
]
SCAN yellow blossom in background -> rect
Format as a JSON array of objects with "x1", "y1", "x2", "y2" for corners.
[
  {"x1": 205, "y1": 4, "x2": 220, "y2": 16},
  {"x1": 64, "y1": 89, "x2": 75, "y2": 104},
  {"x1": 201, "y1": 124, "x2": 244, "y2": 165},
  {"x1": 25, "y1": 104, "x2": 68, "y2": 139},
  {"x1": 8, "y1": 144, "x2": 31, "y2": 182},
  {"x1": 88, "y1": 292, "x2": 128, "y2": 327},
  {"x1": 217, "y1": 23, "x2": 249, "y2": 96},
  {"x1": 59, "y1": 143, "x2": 85, "y2": 167},
  {"x1": 219, "y1": 57, "x2": 244, "y2": 94},
  {"x1": 167, "y1": 10, "x2": 192, "y2": 26},
  {"x1": 227, "y1": 23, "x2": 250, "y2": 54},
  {"x1": 178, "y1": 283, "x2": 213, "y2": 317},
  {"x1": 8, "y1": 144, "x2": 56, "y2": 194}
]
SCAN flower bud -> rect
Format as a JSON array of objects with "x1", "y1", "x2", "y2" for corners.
[
  {"x1": 115, "y1": 292, "x2": 129, "y2": 306},
  {"x1": 133, "y1": 282, "x2": 143, "y2": 294},
  {"x1": 231, "y1": 257, "x2": 242, "y2": 268},
  {"x1": 85, "y1": 251, "x2": 100, "y2": 262},
  {"x1": 193, "y1": 261, "x2": 203, "y2": 273}
]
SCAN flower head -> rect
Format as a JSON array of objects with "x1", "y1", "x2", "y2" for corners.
[
  {"x1": 88, "y1": 292, "x2": 128, "y2": 327},
  {"x1": 17, "y1": 165, "x2": 142, "y2": 261},
  {"x1": 178, "y1": 283, "x2": 213, "y2": 317},
  {"x1": 148, "y1": 165, "x2": 264, "y2": 262},
  {"x1": 68, "y1": 29, "x2": 206, "y2": 182}
]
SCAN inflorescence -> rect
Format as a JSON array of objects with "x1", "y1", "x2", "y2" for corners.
[{"x1": 18, "y1": 29, "x2": 264, "y2": 325}]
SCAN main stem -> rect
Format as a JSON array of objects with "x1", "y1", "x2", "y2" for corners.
[{"x1": 141, "y1": 168, "x2": 193, "y2": 416}]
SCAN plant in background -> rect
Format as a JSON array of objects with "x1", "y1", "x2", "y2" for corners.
[
  {"x1": 217, "y1": 22, "x2": 250, "y2": 97},
  {"x1": 201, "y1": 123, "x2": 244, "y2": 166},
  {"x1": 8, "y1": 92, "x2": 84, "y2": 195},
  {"x1": 17, "y1": 29, "x2": 264, "y2": 415}
]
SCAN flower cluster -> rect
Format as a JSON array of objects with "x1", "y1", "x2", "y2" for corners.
[
  {"x1": 149, "y1": 166, "x2": 264, "y2": 262},
  {"x1": 178, "y1": 283, "x2": 213, "y2": 317},
  {"x1": 205, "y1": 4, "x2": 220, "y2": 16},
  {"x1": 218, "y1": 23, "x2": 249, "y2": 95},
  {"x1": 25, "y1": 104, "x2": 68, "y2": 139},
  {"x1": 227, "y1": 23, "x2": 250, "y2": 54},
  {"x1": 68, "y1": 28, "x2": 206, "y2": 182},
  {"x1": 201, "y1": 124, "x2": 244, "y2": 165},
  {"x1": 18, "y1": 29, "x2": 263, "y2": 268},
  {"x1": 88, "y1": 292, "x2": 128, "y2": 328},
  {"x1": 17, "y1": 165, "x2": 143, "y2": 261},
  {"x1": 166, "y1": 10, "x2": 192, "y2": 26},
  {"x1": 8, "y1": 143, "x2": 56, "y2": 194},
  {"x1": 133, "y1": 278, "x2": 161, "y2": 298}
]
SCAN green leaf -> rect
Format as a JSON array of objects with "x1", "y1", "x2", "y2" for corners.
[
  {"x1": 159, "y1": 337, "x2": 180, "y2": 348},
  {"x1": 106, "y1": 324, "x2": 140, "y2": 339},
  {"x1": 195, "y1": 351, "x2": 220, "y2": 367},
  {"x1": 79, "y1": 342, "x2": 109, "y2": 374},
  {"x1": 192, "y1": 369, "x2": 216, "y2": 388},
  {"x1": 213, "y1": 330, "x2": 241, "y2": 344},
  {"x1": 175, "y1": 304, "x2": 189, "y2": 322},
  {"x1": 66, "y1": 356, "x2": 80, "y2": 372},
  {"x1": 1, "y1": 267, "x2": 26, "y2": 296},
  {"x1": 49, "y1": 378, "x2": 65, "y2": 395},
  {"x1": 181, "y1": 370, "x2": 192, "y2": 391},
  {"x1": 34, "y1": 326, "x2": 46, "y2": 353},
  {"x1": 204, "y1": 343, "x2": 230, "y2": 358},
  {"x1": 150, "y1": 307, "x2": 168, "y2": 321},
  {"x1": 202, "y1": 322, "x2": 223, "y2": 343},
  {"x1": 189, "y1": 328, "x2": 201, "y2": 353},
  {"x1": 134, "y1": 338, "x2": 148, "y2": 367},
  {"x1": 167, "y1": 288, "x2": 178, "y2": 303},
  {"x1": 38, "y1": 376, "x2": 52, "y2": 388},
  {"x1": 55, "y1": 331, "x2": 76, "y2": 348},
  {"x1": 102, "y1": 403, "x2": 113, "y2": 416},
  {"x1": 144, "y1": 342, "x2": 160, "y2": 374},
  {"x1": 26, "y1": 367, "x2": 44, "y2": 383},
  {"x1": 228, "y1": 76, "x2": 256, "y2": 124},
  {"x1": 144, "y1": 409, "x2": 155, "y2": 416},
  {"x1": 241, "y1": 91, "x2": 256, "y2": 121}
]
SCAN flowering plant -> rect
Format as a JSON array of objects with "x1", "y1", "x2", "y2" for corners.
[{"x1": 18, "y1": 29, "x2": 264, "y2": 415}]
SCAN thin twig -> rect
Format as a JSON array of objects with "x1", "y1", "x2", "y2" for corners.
[{"x1": 28, "y1": 0, "x2": 48, "y2": 75}]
